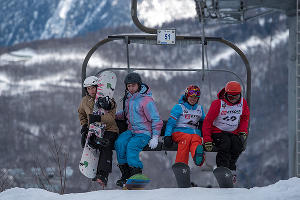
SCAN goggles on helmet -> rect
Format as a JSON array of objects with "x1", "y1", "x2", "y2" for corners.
[{"x1": 186, "y1": 88, "x2": 201, "y2": 97}]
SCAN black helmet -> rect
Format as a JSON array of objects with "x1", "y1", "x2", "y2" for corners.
[{"x1": 124, "y1": 72, "x2": 142, "y2": 86}]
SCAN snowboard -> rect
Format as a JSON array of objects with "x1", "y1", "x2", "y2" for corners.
[
  {"x1": 172, "y1": 162, "x2": 191, "y2": 188},
  {"x1": 124, "y1": 174, "x2": 150, "y2": 190},
  {"x1": 79, "y1": 71, "x2": 117, "y2": 179},
  {"x1": 213, "y1": 167, "x2": 233, "y2": 188}
]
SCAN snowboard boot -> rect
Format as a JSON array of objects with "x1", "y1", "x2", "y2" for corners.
[
  {"x1": 130, "y1": 166, "x2": 142, "y2": 176},
  {"x1": 193, "y1": 145, "x2": 205, "y2": 166},
  {"x1": 116, "y1": 163, "x2": 131, "y2": 187},
  {"x1": 93, "y1": 170, "x2": 108, "y2": 187}
]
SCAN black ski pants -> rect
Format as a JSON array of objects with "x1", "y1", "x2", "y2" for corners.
[
  {"x1": 212, "y1": 132, "x2": 243, "y2": 170},
  {"x1": 97, "y1": 131, "x2": 118, "y2": 174}
]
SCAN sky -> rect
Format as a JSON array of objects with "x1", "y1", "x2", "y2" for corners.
[{"x1": 1, "y1": 178, "x2": 300, "y2": 200}]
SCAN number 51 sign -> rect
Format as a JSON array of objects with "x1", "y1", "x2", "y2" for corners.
[{"x1": 157, "y1": 29, "x2": 176, "y2": 45}]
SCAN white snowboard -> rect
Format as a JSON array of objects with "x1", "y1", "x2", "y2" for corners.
[{"x1": 79, "y1": 71, "x2": 117, "y2": 178}]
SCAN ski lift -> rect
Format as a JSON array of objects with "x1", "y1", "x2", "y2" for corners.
[{"x1": 81, "y1": 0, "x2": 251, "y2": 152}]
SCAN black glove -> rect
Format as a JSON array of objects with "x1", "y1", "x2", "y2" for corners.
[
  {"x1": 80, "y1": 124, "x2": 88, "y2": 148},
  {"x1": 96, "y1": 96, "x2": 112, "y2": 110},
  {"x1": 89, "y1": 114, "x2": 101, "y2": 124},
  {"x1": 204, "y1": 142, "x2": 213, "y2": 152},
  {"x1": 164, "y1": 136, "x2": 173, "y2": 148},
  {"x1": 88, "y1": 134, "x2": 110, "y2": 149},
  {"x1": 239, "y1": 132, "x2": 247, "y2": 151}
]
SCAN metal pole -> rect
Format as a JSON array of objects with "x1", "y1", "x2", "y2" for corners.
[
  {"x1": 131, "y1": 0, "x2": 156, "y2": 34},
  {"x1": 81, "y1": 38, "x2": 115, "y2": 97},
  {"x1": 125, "y1": 36, "x2": 131, "y2": 72}
]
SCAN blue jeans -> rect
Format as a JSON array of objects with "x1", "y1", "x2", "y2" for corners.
[{"x1": 115, "y1": 130, "x2": 151, "y2": 169}]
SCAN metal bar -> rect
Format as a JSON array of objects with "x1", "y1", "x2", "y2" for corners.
[
  {"x1": 297, "y1": 0, "x2": 300, "y2": 177},
  {"x1": 125, "y1": 36, "x2": 130, "y2": 72},
  {"x1": 215, "y1": 38, "x2": 251, "y2": 110},
  {"x1": 131, "y1": 0, "x2": 156, "y2": 34},
  {"x1": 82, "y1": 35, "x2": 251, "y2": 106},
  {"x1": 244, "y1": 10, "x2": 275, "y2": 21},
  {"x1": 96, "y1": 67, "x2": 246, "y2": 97},
  {"x1": 81, "y1": 37, "x2": 116, "y2": 96}
]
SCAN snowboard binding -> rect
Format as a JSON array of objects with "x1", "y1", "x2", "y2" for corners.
[
  {"x1": 96, "y1": 96, "x2": 112, "y2": 110},
  {"x1": 88, "y1": 133, "x2": 110, "y2": 149}
]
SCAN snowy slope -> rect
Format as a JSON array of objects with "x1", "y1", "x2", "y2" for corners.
[{"x1": 1, "y1": 178, "x2": 300, "y2": 200}]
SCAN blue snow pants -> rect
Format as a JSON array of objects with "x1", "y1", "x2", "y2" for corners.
[{"x1": 114, "y1": 130, "x2": 151, "y2": 169}]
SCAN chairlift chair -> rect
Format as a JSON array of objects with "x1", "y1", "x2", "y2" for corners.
[{"x1": 81, "y1": 0, "x2": 251, "y2": 152}]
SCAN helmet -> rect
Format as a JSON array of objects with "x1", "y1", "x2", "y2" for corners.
[
  {"x1": 124, "y1": 72, "x2": 142, "y2": 85},
  {"x1": 225, "y1": 81, "x2": 241, "y2": 94},
  {"x1": 185, "y1": 85, "x2": 201, "y2": 98},
  {"x1": 83, "y1": 76, "x2": 98, "y2": 87}
]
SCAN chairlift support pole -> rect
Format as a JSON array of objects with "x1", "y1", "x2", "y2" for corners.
[
  {"x1": 295, "y1": 0, "x2": 300, "y2": 177},
  {"x1": 81, "y1": 38, "x2": 115, "y2": 96}
]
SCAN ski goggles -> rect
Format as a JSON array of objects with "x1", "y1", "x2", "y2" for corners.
[
  {"x1": 227, "y1": 93, "x2": 241, "y2": 101},
  {"x1": 187, "y1": 89, "x2": 201, "y2": 97}
]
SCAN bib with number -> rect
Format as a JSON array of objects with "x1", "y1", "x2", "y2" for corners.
[
  {"x1": 213, "y1": 99, "x2": 243, "y2": 132},
  {"x1": 176, "y1": 104, "x2": 203, "y2": 129}
]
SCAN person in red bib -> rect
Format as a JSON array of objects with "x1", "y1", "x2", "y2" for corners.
[{"x1": 202, "y1": 81, "x2": 249, "y2": 182}]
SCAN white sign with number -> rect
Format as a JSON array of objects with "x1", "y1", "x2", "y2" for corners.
[{"x1": 157, "y1": 29, "x2": 176, "y2": 45}]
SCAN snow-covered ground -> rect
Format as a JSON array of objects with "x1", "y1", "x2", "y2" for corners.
[{"x1": 1, "y1": 178, "x2": 300, "y2": 200}]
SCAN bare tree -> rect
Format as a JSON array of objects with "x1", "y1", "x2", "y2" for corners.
[{"x1": 32, "y1": 135, "x2": 69, "y2": 194}]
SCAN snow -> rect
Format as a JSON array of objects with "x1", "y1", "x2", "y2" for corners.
[
  {"x1": 0, "y1": 48, "x2": 35, "y2": 63},
  {"x1": 0, "y1": 27, "x2": 289, "y2": 95},
  {"x1": 19, "y1": 122, "x2": 40, "y2": 136},
  {"x1": 0, "y1": 69, "x2": 80, "y2": 96},
  {"x1": 41, "y1": 0, "x2": 77, "y2": 38},
  {"x1": 59, "y1": 0, "x2": 74, "y2": 19},
  {"x1": 139, "y1": 0, "x2": 196, "y2": 27},
  {"x1": 1, "y1": 178, "x2": 300, "y2": 200},
  {"x1": 208, "y1": 29, "x2": 289, "y2": 68}
]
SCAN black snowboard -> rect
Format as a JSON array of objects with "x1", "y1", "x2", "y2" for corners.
[
  {"x1": 213, "y1": 167, "x2": 233, "y2": 188},
  {"x1": 172, "y1": 162, "x2": 190, "y2": 188}
]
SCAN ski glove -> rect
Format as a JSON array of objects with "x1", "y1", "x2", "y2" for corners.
[
  {"x1": 96, "y1": 96, "x2": 112, "y2": 110},
  {"x1": 81, "y1": 124, "x2": 88, "y2": 148},
  {"x1": 89, "y1": 114, "x2": 101, "y2": 124},
  {"x1": 163, "y1": 136, "x2": 173, "y2": 148},
  {"x1": 239, "y1": 132, "x2": 247, "y2": 151},
  {"x1": 204, "y1": 142, "x2": 213, "y2": 152},
  {"x1": 149, "y1": 135, "x2": 159, "y2": 149}
]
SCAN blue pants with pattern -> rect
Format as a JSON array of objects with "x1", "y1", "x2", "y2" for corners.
[{"x1": 115, "y1": 130, "x2": 151, "y2": 169}]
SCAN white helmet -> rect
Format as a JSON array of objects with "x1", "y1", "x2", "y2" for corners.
[{"x1": 83, "y1": 76, "x2": 98, "y2": 87}]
